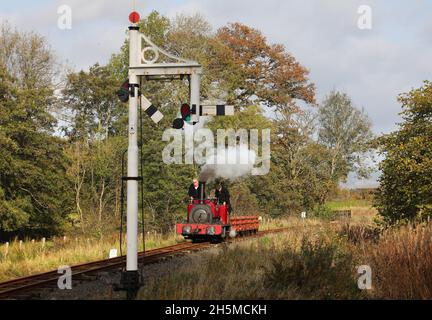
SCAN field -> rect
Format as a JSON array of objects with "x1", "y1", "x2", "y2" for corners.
[{"x1": 325, "y1": 199, "x2": 378, "y2": 223}]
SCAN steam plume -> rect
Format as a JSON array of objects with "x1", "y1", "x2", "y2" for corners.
[{"x1": 199, "y1": 144, "x2": 256, "y2": 182}]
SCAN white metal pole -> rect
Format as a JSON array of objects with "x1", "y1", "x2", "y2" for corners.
[
  {"x1": 190, "y1": 71, "x2": 201, "y2": 119},
  {"x1": 185, "y1": 71, "x2": 201, "y2": 164},
  {"x1": 127, "y1": 25, "x2": 140, "y2": 272}
]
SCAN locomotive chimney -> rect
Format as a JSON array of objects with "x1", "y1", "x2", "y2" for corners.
[{"x1": 200, "y1": 181, "x2": 206, "y2": 204}]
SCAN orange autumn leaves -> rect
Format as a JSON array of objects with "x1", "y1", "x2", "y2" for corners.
[{"x1": 216, "y1": 23, "x2": 316, "y2": 110}]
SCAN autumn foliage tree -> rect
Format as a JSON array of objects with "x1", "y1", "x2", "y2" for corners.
[{"x1": 216, "y1": 23, "x2": 315, "y2": 110}]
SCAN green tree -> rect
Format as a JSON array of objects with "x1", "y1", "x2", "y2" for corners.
[
  {"x1": 60, "y1": 64, "x2": 129, "y2": 235},
  {"x1": 318, "y1": 90, "x2": 374, "y2": 182},
  {"x1": 266, "y1": 108, "x2": 335, "y2": 214},
  {"x1": 61, "y1": 64, "x2": 126, "y2": 141},
  {"x1": 375, "y1": 81, "x2": 432, "y2": 225},
  {"x1": 0, "y1": 65, "x2": 28, "y2": 232},
  {"x1": 1, "y1": 25, "x2": 72, "y2": 237},
  {"x1": 0, "y1": 64, "x2": 71, "y2": 236}
]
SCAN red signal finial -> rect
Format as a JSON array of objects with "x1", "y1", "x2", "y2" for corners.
[{"x1": 129, "y1": 11, "x2": 140, "y2": 24}]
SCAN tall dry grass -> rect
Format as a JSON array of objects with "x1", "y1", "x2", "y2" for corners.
[
  {"x1": 362, "y1": 223, "x2": 432, "y2": 299},
  {"x1": 138, "y1": 218, "x2": 432, "y2": 300},
  {"x1": 138, "y1": 222, "x2": 364, "y2": 300}
]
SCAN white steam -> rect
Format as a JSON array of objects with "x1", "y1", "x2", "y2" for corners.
[{"x1": 199, "y1": 144, "x2": 257, "y2": 182}]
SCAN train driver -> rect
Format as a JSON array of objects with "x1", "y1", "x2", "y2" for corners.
[
  {"x1": 188, "y1": 179, "x2": 205, "y2": 201},
  {"x1": 215, "y1": 184, "x2": 233, "y2": 214}
]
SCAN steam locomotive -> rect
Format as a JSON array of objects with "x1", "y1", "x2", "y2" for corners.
[{"x1": 176, "y1": 182, "x2": 261, "y2": 242}]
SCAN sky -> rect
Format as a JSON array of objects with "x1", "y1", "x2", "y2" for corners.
[{"x1": 1, "y1": 0, "x2": 431, "y2": 188}]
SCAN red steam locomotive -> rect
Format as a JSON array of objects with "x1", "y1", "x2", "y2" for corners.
[{"x1": 176, "y1": 182, "x2": 261, "y2": 242}]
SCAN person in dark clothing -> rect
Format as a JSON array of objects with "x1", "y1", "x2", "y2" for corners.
[
  {"x1": 215, "y1": 184, "x2": 233, "y2": 214},
  {"x1": 188, "y1": 179, "x2": 206, "y2": 200}
]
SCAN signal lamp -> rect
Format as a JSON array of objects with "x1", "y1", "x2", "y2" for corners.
[
  {"x1": 172, "y1": 118, "x2": 185, "y2": 130},
  {"x1": 181, "y1": 103, "x2": 192, "y2": 123},
  {"x1": 117, "y1": 80, "x2": 129, "y2": 103},
  {"x1": 129, "y1": 11, "x2": 140, "y2": 24}
]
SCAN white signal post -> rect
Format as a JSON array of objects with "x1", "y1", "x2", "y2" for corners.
[
  {"x1": 120, "y1": 10, "x2": 232, "y2": 299},
  {"x1": 120, "y1": 10, "x2": 204, "y2": 298},
  {"x1": 190, "y1": 72, "x2": 201, "y2": 123},
  {"x1": 127, "y1": 23, "x2": 140, "y2": 273}
]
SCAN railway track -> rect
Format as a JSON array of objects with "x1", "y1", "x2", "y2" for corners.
[{"x1": 0, "y1": 228, "x2": 289, "y2": 300}]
